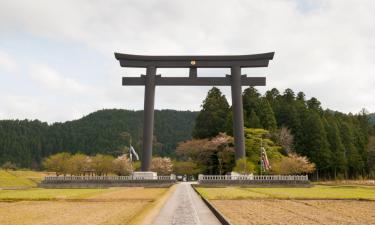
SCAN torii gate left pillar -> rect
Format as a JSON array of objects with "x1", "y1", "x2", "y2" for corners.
[{"x1": 115, "y1": 53, "x2": 274, "y2": 171}]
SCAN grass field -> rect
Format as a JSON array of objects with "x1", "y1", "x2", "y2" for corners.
[
  {"x1": 0, "y1": 170, "x2": 51, "y2": 188},
  {"x1": 0, "y1": 188, "x2": 111, "y2": 201},
  {"x1": 197, "y1": 185, "x2": 375, "y2": 225},
  {"x1": 0, "y1": 187, "x2": 169, "y2": 225},
  {"x1": 212, "y1": 199, "x2": 375, "y2": 225},
  {"x1": 196, "y1": 185, "x2": 375, "y2": 200}
]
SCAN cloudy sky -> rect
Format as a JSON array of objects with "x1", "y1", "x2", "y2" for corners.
[{"x1": 0, "y1": 0, "x2": 374, "y2": 123}]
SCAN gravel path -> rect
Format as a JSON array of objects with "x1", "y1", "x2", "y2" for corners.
[{"x1": 152, "y1": 182, "x2": 221, "y2": 225}]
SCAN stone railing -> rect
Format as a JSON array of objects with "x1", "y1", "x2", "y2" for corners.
[
  {"x1": 199, "y1": 174, "x2": 308, "y2": 181},
  {"x1": 44, "y1": 175, "x2": 176, "y2": 181},
  {"x1": 198, "y1": 174, "x2": 310, "y2": 186},
  {"x1": 40, "y1": 175, "x2": 176, "y2": 188}
]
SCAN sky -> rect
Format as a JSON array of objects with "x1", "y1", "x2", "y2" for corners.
[{"x1": 0, "y1": 0, "x2": 374, "y2": 123}]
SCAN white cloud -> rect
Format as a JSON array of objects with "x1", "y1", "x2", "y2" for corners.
[
  {"x1": 0, "y1": 51, "x2": 17, "y2": 72},
  {"x1": 0, "y1": 0, "x2": 375, "y2": 122},
  {"x1": 28, "y1": 63, "x2": 90, "y2": 93}
]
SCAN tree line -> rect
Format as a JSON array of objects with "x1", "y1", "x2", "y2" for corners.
[
  {"x1": 192, "y1": 87, "x2": 375, "y2": 179},
  {"x1": 42, "y1": 153, "x2": 173, "y2": 176},
  {"x1": 0, "y1": 109, "x2": 197, "y2": 168},
  {"x1": 1, "y1": 87, "x2": 374, "y2": 179}
]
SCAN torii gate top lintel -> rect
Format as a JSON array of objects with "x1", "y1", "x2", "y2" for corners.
[{"x1": 114, "y1": 52, "x2": 274, "y2": 68}]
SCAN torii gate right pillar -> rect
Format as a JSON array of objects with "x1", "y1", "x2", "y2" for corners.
[{"x1": 231, "y1": 66, "x2": 245, "y2": 160}]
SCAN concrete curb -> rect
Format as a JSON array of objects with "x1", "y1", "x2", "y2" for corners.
[{"x1": 191, "y1": 184, "x2": 234, "y2": 225}]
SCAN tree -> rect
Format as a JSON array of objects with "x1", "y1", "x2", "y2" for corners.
[
  {"x1": 340, "y1": 122, "x2": 364, "y2": 178},
  {"x1": 1, "y1": 161, "x2": 18, "y2": 170},
  {"x1": 265, "y1": 88, "x2": 280, "y2": 103},
  {"x1": 91, "y1": 154, "x2": 114, "y2": 176},
  {"x1": 233, "y1": 157, "x2": 255, "y2": 174},
  {"x1": 151, "y1": 157, "x2": 173, "y2": 175},
  {"x1": 324, "y1": 116, "x2": 346, "y2": 178},
  {"x1": 299, "y1": 112, "x2": 331, "y2": 177},
  {"x1": 247, "y1": 110, "x2": 262, "y2": 128},
  {"x1": 243, "y1": 87, "x2": 261, "y2": 128},
  {"x1": 176, "y1": 133, "x2": 234, "y2": 175},
  {"x1": 42, "y1": 152, "x2": 71, "y2": 176},
  {"x1": 271, "y1": 154, "x2": 315, "y2": 175},
  {"x1": 67, "y1": 153, "x2": 89, "y2": 176},
  {"x1": 276, "y1": 127, "x2": 294, "y2": 155},
  {"x1": 173, "y1": 161, "x2": 201, "y2": 176},
  {"x1": 113, "y1": 154, "x2": 132, "y2": 176},
  {"x1": 367, "y1": 136, "x2": 375, "y2": 178},
  {"x1": 307, "y1": 97, "x2": 322, "y2": 112},
  {"x1": 244, "y1": 128, "x2": 284, "y2": 171},
  {"x1": 193, "y1": 87, "x2": 230, "y2": 139},
  {"x1": 258, "y1": 98, "x2": 277, "y2": 131}
]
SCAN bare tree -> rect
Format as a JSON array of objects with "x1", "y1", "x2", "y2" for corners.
[
  {"x1": 278, "y1": 127, "x2": 294, "y2": 154},
  {"x1": 113, "y1": 154, "x2": 132, "y2": 176},
  {"x1": 151, "y1": 157, "x2": 173, "y2": 175}
]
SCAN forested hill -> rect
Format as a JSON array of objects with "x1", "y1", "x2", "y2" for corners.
[
  {"x1": 370, "y1": 113, "x2": 375, "y2": 124},
  {"x1": 0, "y1": 109, "x2": 197, "y2": 168}
]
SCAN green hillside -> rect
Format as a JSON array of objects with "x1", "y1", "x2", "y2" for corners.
[{"x1": 0, "y1": 109, "x2": 197, "y2": 168}]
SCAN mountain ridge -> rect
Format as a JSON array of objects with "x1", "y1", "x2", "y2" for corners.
[{"x1": 0, "y1": 109, "x2": 198, "y2": 168}]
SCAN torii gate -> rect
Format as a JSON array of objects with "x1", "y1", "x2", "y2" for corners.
[{"x1": 115, "y1": 52, "x2": 274, "y2": 171}]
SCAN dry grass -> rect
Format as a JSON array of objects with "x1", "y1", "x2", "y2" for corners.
[
  {"x1": 212, "y1": 199, "x2": 375, "y2": 225},
  {"x1": 197, "y1": 185, "x2": 375, "y2": 225},
  {"x1": 88, "y1": 187, "x2": 167, "y2": 201},
  {"x1": 0, "y1": 188, "x2": 109, "y2": 201},
  {"x1": 0, "y1": 170, "x2": 52, "y2": 188},
  {"x1": 0, "y1": 187, "x2": 169, "y2": 225},
  {"x1": 315, "y1": 179, "x2": 375, "y2": 186},
  {"x1": 0, "y1": 200, "x2": 148, "y2": 225},
  {"x1": 197, "y1": 185, "x2": 375, "y2": 200}
]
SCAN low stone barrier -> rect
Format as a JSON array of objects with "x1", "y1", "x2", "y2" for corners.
[
  {"x1": 198, "y1": 175, "x2": 311, "y2": 187},
  {"x1": 39, "y1": 175, "x2": 176, "y2": 188}
]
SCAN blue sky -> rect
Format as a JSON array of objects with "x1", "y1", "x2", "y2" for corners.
[{"x1": 0, "y1": 0, "x2": 374, "y2": 122}]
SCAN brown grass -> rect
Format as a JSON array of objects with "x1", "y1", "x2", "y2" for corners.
[
  {"x1": 88, "y1": 187, "x2": 167, "y2": 201},
  {"x1": 0, "y1": 201, "x2": 148, "y2": 225},
  {"x1": 0, "y1": 187, "x2": 169, "y2": 225},
  {"x1": 212, "y1": 199, "x2": 375, "y2": 225}
]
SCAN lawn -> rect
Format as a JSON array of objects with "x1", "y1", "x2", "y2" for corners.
[
  {"x1": 0, "y1": 170, "x2": 50, "y2": 188},
  {"x1": 196, "y1": 185, "x2": 375, "y2": 200}
]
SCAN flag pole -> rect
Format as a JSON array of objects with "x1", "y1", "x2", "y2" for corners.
[
  {"x1": 260, "y1": 138, "x2": 263, "y2": 176},
  {"x1": 129, "y1": 136, "x2": 134, "y2": 175}
]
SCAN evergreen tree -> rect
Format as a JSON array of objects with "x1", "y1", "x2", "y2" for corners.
[
  {"x1": 257, "y1": 98, "x2": 277, "y2": 131},
  {"x1": 265, "y1": 88, "x2": 280, "y2": 103},
  {"x1": 243, "y1": 87, "x2": 276, "y2": 130},
  {"x1": 243, "y1": 87, "x2": 261, "y2": 125},
  {"x1": 307, "y1": 97, "x2": 322, "y2": 113},
  {"x1": 324, "y1": 115, "x2": 346, "y2": 178},
  {"x1": 247, "y1": 110, "x2": 262, "y2": 128},
  {"x1": 300, "y1": 112, "x2": 331, "y2": 176},
  {"x1": 193, "y1": 87, "x2": 230, "y2": 139},
  {"x1": 340, "y1": 122, "x2": 364, "y2": 178}
]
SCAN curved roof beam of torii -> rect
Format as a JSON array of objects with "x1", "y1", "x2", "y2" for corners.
[{"x1": 114, "y1": 52, "x2": 275, "y2": 68}]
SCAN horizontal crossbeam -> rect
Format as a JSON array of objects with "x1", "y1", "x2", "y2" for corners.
[
  {"x1": 122, "y1": 76, "x2": 266, "y2": 86},
  {"x1": 115, "y1": 52, "x2": 274, "y2": 68}
]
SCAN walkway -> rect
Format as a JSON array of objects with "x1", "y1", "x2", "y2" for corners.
[{"x1": 152, "y1": 182, "x2": 221, "y2": 225}]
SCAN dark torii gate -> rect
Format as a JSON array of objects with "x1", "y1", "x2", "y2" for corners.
[{"x1": 115, "y1": 52, "x2": 274, "y2": 171}]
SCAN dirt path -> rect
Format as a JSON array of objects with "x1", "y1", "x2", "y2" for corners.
[{"x1": 152, "y1": 182, "x2": 221, "y2": 225}]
